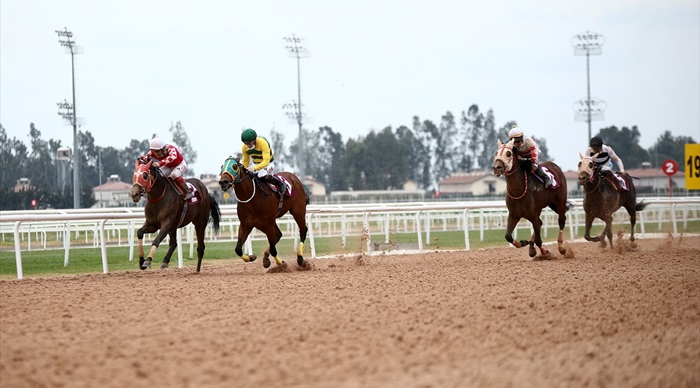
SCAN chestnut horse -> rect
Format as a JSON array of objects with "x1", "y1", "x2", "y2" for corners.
[
  {"x1": 131, "y1": 159, "x2": 221, "y2": 272},
  {"x1": 578, "y1": 153, "x2": 647, "y2": 248},
  {"x1": 492, "y1": 140, "x2": 569, "y2": 257},
  {"x1": 218, "y1": 157, "x2": 309, "y2": 268}
]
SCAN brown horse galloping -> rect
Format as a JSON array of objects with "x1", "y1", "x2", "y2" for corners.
[
  {"x1": 218, "y1": 156, "x2": 309, "y2": 268},
  {"x1": 492, "y1": 140, "x2": 570, "y2": 257},
  {"x1": 131, "y1": 159, "x2": 221, "y2": 272},
  {"x1": 578, "y1": 153, "x2": 647, "y2": 249}
]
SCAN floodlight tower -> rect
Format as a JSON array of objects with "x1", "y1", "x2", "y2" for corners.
[
  {"x1": 56, "y1": 27, "x2": 82, "y2": 208},
  {"x1": 572, "y1": 31, "x2": 605, "y2": 142},
  {"x1": 283, "y1": 34, "x2": 308, "y2": 180}
]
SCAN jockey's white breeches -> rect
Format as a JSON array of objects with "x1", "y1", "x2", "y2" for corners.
[
  {"x1": 254, "y1": 162, "x2": 275, "y2": 178},
  {"x1": 159, "y1": 161, "x2": 187, "y2": 179}
]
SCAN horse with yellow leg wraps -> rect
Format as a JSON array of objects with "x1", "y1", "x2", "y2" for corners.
[{"x1": 219, "y1": 156, "x2": 309, "y2": 268}]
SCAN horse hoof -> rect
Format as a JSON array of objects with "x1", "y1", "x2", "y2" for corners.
[
  {"x1": 263, "y1": 257, "x2": 271, "y2": 269},
  {"x1": 297, "y1": 256, "x2": 305, "y2": 267},
  {"x1": 248, "y1": 254, "x2": 257, "y2": 262},
  {"x1": 160, "y1": 262, "x2": 169, "y2": 269},
  {"x1": 140, "y1": 259, "x2": 152, "y2": 270},
  {"x1": 528, "y1": 246, "x2": 537, "y2": 258},
  {"x1": 558, "y1": 247, "x2": 567, "y2": 255}
]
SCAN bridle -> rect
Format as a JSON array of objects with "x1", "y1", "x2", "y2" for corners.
[
  {"x1": 579, "y1": 158, "x2": 602, "y2": 193},
  {"x1": 494, "y1": 144, "x2": 527, "y2": 200},
  {"x1": 220, "y1": 159, "x2": 256, "y2": 203},
  {"x1": 133, "y1": 162, "x2": 167, "y2": 203}
]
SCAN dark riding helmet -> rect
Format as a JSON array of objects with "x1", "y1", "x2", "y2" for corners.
[
  {"x1": 590, "y1": 136, "x2": 603, "y2": 148},
  {"x1": 241, "y1": 128, "x2": 257, "y2": 143}
]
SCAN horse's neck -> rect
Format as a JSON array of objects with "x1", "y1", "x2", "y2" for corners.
[
  {"x1": 233, "y1": 174, "x2": 256, "y2": 197},
  {"x1": 148, "y1": 175, "x2": 172, "y2": 200},
  {"x1": 505, "y1": 166, "x2": 526, "y2": 186}
]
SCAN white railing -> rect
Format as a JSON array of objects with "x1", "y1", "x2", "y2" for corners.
[{"x1": 1, "y1": 197, "x2": 698, "y2": 279}]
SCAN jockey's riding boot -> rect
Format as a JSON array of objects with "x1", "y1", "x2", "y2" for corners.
[
  {"x1": 271, "y1": 175, "x2": 286, "y2": 197},
  {"x1": 175, "y1": 177, "x2": 192, "y2": 200},
  {"x1": 602, "y1": 170, "x2": 618, "y2": 190},
  {"x1": 534, "y1": 167, "x2": 552, "y2": 189}
]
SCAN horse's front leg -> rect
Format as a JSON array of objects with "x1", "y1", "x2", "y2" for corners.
[
  {"x1": 584, "y1": 214, "x2": 599, "y2": 243},
  {"x1": 234, "y1": 224, "x2": 256, "y2": 263},
  {"x1": 160, "y1": 230, "x2": 178, "y2": 269},
  {"x1": 141, "y1": 227, "x2": 171, "y2": 270},
  {"x1": 261, "y1": 223, "x2": 284, "y2": 269},
  {"x1": 137, "y1": 222, "x2": 159, "y2": 270},
  {"x1": 505, "y1": 215, "x2": 529, "y2": 248}
]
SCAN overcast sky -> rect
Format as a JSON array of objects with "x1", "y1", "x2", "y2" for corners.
[{"x1": 1, "y1": 0, "x2": 699, "y2": 176}]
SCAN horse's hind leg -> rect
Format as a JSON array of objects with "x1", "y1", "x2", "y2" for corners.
[
  {"x1": 530, "y1": 217, "x2": 547, "y2": 257},
  {"x1": 160, "y1": 230, "x2": 178, "y2": 269},
  {"x1": 556, "y1": 209, "x2": 567, "y2": 255},
  {"x1": 292, "y1": 212, "x2": 308, "y2": 267},
  {"x1": 627, "y1": 206, "x2": 638, "y2": 248},
  {"x1": 194, "y1": 224, "x2": 207, "y2": 273},
  {"x1": 603, "y1": 215, "x2": 614, "y2": 249}
]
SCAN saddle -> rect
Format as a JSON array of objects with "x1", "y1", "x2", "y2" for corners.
[
  {"x1": 604, "y1": 172, "x2": 629, "y2": 192},
  {"x1": 166, "y1": 178, "x2": 200, "y2": 203},
  {"x1": 260, "y1": 175, "x2": 295, "y2": 198},
  {"x1": 532, "y1": 166, "x2": 559, "y2": 189}
]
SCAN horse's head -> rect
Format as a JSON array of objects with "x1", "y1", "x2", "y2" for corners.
[
  {"x1": 492, "y1": 139, "x2": 515, "y2": 177},
  {"x1": 577, "y1": 152, "x2": 597, "y2": 185},
  {"x1": 219, "y1": 156, "x2": 243, "y2": 192},
  {"x1": 131, "y1": 159, "x2": 155, "y2": 202}
]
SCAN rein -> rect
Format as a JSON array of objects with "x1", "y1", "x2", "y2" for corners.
[
  {"x1": 583, "y1": 170, "x2": 602, "y2": 193},
  {"x1": 147, "y1": 169, "x2": 169, "y2": 203},
  {"x1": 506, "y1": 170, "x2": 528, "y2": 200},
  {"x1": 230, "y1": 168, "x2": 256, "y2": 203}
]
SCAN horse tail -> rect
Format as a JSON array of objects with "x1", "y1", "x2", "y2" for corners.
[
  {"x1": 209, "y1": 195, "x2": 221, "y2": 235},
  {"x1": 303, "y1": 183, "x2": 311, "y2": 205},
  {"x1": 635, "y1": 200, "x2": 648, "y2": 212}
]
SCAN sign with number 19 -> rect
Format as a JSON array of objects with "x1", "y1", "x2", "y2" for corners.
[{"x1": 686, "y1": 144, "x2": 700, "y2": 190}]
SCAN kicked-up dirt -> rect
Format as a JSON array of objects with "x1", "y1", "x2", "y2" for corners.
[{"x1": 1, "y1": 234, "x2": 699, "y2": 387}]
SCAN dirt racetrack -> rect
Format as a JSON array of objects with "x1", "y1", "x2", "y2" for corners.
[{"x1": 1, "y1": 235, "x2": 699, "y2": 387}]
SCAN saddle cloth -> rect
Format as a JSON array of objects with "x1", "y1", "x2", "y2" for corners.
[
  {"x1": 265, "y1": 175, "x2": 296, "y2": 198},
  {"x1": 612, "y1": 173, "x2": 629, "y2": 191},
  {"x1": 538, "y1": 166, "x2": 559, "y2": 190}
]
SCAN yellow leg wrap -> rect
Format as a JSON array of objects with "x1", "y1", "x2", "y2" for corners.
[
  {"x1": 297, "y1": 242, "x2": 304, "y2": 256},
  {"x1": 241, "y1": 254, "x2": 251, "y2": 263},
  {"x1": 148, "y1": 245, "x2": 157, "y2": 258},
  {"x1": 274, "y1": 256, "x2": 283, "y2": 266}
]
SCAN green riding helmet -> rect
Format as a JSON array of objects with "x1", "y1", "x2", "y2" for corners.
[{"x1": 241, "y1": 129, "x2": 257, "y2": 142}]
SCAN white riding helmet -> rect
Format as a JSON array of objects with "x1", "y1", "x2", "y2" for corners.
[
  {"x1": 149, "y1": 137, "x2": 167, "y2": 150},
  {"x1": 509, "y1": 125, "x2": 524, "y2": 139}
]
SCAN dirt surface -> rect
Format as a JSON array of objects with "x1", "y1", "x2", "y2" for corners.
[{"x1": 1, "y1": 235, "x2": 699, "y2": 387}]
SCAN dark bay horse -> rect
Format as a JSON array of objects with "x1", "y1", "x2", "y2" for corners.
[
  {"x1": 131, "y1": 159, "x2": 221, "y2": 272},
  {"x1": 578, "y1": 153, "x2": 647, "y2": 248},
  {"x1": 492, "y1": 140, "x2": 570, "y2": 257},
  {"x1": 218, "y1": 156, "x2": 309, "y2": 268}
]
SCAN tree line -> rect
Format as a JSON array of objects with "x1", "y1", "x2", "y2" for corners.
[{"x1": 1, "y1": 104, "x2": 694, "y2": 210}]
